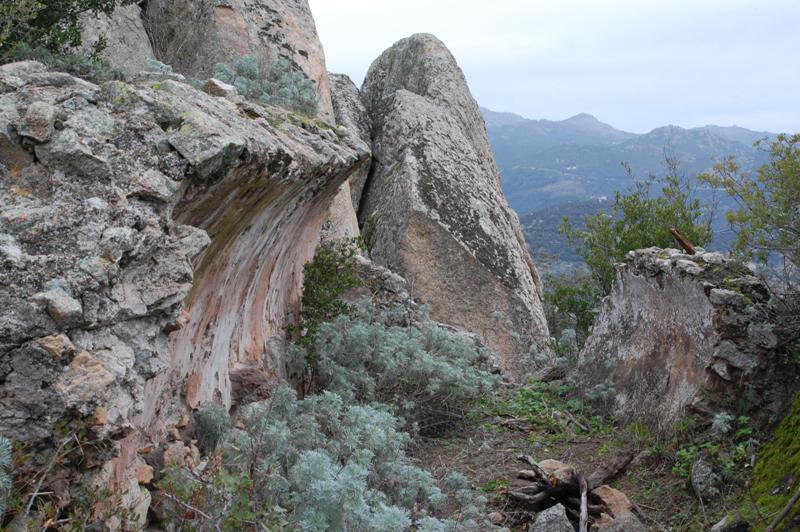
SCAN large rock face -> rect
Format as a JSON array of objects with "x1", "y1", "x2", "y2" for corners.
[
  {"x1": 579, "y1": 247, "x2": 798, "y2": 433},
  {"x1": 359, "y1": 34, "x2": 548, "y2": 378},
  {"x1": 320, "y1": 74, "x2": 372, "y2": 243},
  {"x1": 79, "y1": 3, "x2": 156, "y2": 77},
  {"x1": 0, "y1": 61, "x2": 363, "y2": 519},
  {"x1": 144, "y1": 0, "x2": 334, "y2": 121}
]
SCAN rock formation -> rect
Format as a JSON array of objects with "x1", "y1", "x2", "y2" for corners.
[
  {"x1": 319, "y1": 73, "x2": 372, "y2": 243},
  {"x1": 359, "y1": 34, "x2": 549, "y2": 378},
  {"x1": 0, "y1": 60, "x2": 363, "y2": 522},
  {"x1": 143, "y1": 0, "x2": 335, "y2": 121},
  {"x1": 578, "y1": 247, "x2": 798, "y2": 434},
  {"x1": 80, "y1": 3, "x2": 155, "y2": 77}
]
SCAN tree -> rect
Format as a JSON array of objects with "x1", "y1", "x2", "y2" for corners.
[
  {"x1": 0, "y1": 0, "x2": 134, "y2": 57},
  {"x1": 560, "y1": 161, "x2": 713, "y2": 295},
  {"x1": 699, "y1": 134, "x2": 800, "y2": 271}
]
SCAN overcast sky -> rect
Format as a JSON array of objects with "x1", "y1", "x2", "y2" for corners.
[{"x1": 308, "y1": 0, "x2": 800, "y2": 134}]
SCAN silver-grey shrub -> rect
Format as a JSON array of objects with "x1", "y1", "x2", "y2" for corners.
[
  {"x1": 215, "y1": 55, "x2": 319, "y2": 116},
  {"x1": 160, "y1": 384, "x2": 482, "y2": 530},
  {"x1": 0, "y1": 436, "x2": 11, "y2": 521},
  {"x1": 303, "y1": 302, "x2": 499, "y2": 434}
]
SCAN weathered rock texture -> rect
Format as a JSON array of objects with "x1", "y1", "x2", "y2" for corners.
[
  {"x1": 0, "y1": 61, "x2": 363, "y2": 518},
  {"x1": 330, "y1": 73, "x2": 372, "y2": 210},
  {"x1": 320, "y1": 74, "x2": 372, "y2": 243},
  {"x1": 79, "y1": 3, "x2": 156, "y2": 77},
  {"x1": 359, "y1": 34, "x2": 548, "y2": 378},
  {"x1": 579, "y1": 247, "x2": 799, "y2": 434},
  {"x1": 144, "y1": 0, "x2": 334, "y2": 121}
]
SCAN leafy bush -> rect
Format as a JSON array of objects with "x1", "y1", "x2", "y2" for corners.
[
  {"x1": 194, "y1": 404, "x2": 232, "y2": 455},
  {"x1": 0, "y1": 437, "x2": 11, "y2": 521},
  {"x1": 292, "y1": 301, "x2": 499, "y2": 434},
  {"x1": 543, "y1": 273, "x2": 600, "y2": 347},
  {"x1": 159, "y1": 384, "x2": 486, "y2": 531},
  {"x1": 700, "y1": 134, "x2": 800, "y2": 270},
  {"x1": 215, "y1": 55, "x2": 319, "y2": 116},
  {"x1": 560, "y1": 164, "x2": 713, "y2": 295},
  {"x1": 0, "y1": 0, "x2": 134, "y2": 58}
]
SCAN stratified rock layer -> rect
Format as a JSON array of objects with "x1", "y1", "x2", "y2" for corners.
[
  {"x1": 144, "y1": 0, "x2": 334, "y2": 121},
  {"x1": 579, "y1": 247, "x2": 798, "y2": 434},
  {"x1": 0, "y1": 61, "x2": 362, "y2": 518},
  {"x1": 359, "y1": 34, "x2": 548, "y2": 378}
]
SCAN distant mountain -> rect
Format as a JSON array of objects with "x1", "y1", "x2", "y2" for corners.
[
  {"x1": 482, "y1": 108, "x2": 775, "y2": 273},
  {"x1": 482, "y1": 108, "x2": 774, "y2": 215}
]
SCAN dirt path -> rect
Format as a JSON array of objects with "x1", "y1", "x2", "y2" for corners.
[{"x1": 413, "y1": 381, "x2": 746, "y2": 531}]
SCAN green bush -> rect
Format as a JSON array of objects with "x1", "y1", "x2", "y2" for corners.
[
  {"x1": 194, "y1": 404, "x2": 232, "y2": 455},
  {"x1": 560, "y1": 163, "x2": 713, "y2": 295},
  {"x1": 159, "y1": 384, "x2": 487, "y2": 531},
  {"x1": 215, "y1": 55, "x2": 319, "y2": 116},
  {"x1": 543, "y1": 273, "x2": 600, "y2": 347},
  {"x1": 0, "y1": 436, "x2": 11, "y2": 522},
  {"x1": 293, "y1": 301, "x2": 499, "y2": 434},
  {"x1": 700, "y1": 134, "x2": 800, "y2": 270},
  {"x1": 0, "y1": 0, "x2": 134, "y2": 58}
]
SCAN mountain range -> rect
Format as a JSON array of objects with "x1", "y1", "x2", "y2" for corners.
[
  {"x1": 482, "y1": 107, "x2": 773, "y2": 215},
  {"x1": 482, "y1": 108, "x2": 775, "y2": 272}
]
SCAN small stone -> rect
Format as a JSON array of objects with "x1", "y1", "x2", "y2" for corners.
[
  {"x1": 35, "y1": 287, "x2": 83, "y2": 327},
  {"x1": 537, "y1": 459, "x2": 576, "y2": 484},
  {"x1": 487, "y1": 511, "x2": 504, "y2": 525},
  {"x1": 528, "y1": 504, "x2": 573, "y2": 532},
  {"x1": 36, "y1": 333, "x2": 75, "y2": 359},
  {"x1": 20, "y1": 101, "x2": 57, "y2": 143},
  {"x1": 136, "y1": 463, "x2": 154, "y2": 485},
  {"x1": 176, "y1": 414, "x2": 190, "y2": 428},
  {"x1": 163, "y1": 441, "x2": 187, "y2": 466},
  {"x1": 94, "y1": 406, "x2": 108, "y2": 425},
  {"x1": 676, "y1": 259, "x2": 703, "y2": 275},
  {"x1": 709, "y1": 288, "x2": 746, "y2": 307},
  {"x1": 164, "y1": 308, "x2": 191, "y2": 333},
  {"x1": 0, "y1": 233, "x2": 23, "y2": 265},
  {"x1": 86, "y1": 197, "x2": 108, "y2": 210},
  {"x1": 130, "y1": 168, "x2": 179, "y2": 203},
  {"x1": 169, "y1": 427, "x2": 181, "y2": 441},
  {"x1": 691, "y1": 455, "x2": 721, "y2": 500},
  {"x1": 202, "y1": 78, "x2": 238, "y2": 99}
]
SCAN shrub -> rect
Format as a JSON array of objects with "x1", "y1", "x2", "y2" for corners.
[
  {"x1": 543, "y1": 273, "x2": 600, "y2": 348},
  {"x1": 159, "y1": 384, "x2": 485, "y2": 531},
  {"x1": 294, "y1": 301, "x2": 499, "y2": 434},
  {"x1": 0, "y1": 0, "x2": 134, "y2": 58},
  {"x1": 142, "y1": 0, "x2": 215, "y2": 74},
  {"x1": 0, "y1": 437, "x2": 11, "y2": 521},
  {"x1": 215, "y1": 55, "x2": 319, "y2": 116},
  {"x1": 700, "y1": 134, "x2": 800, "y2": 271},
  {"x1": 194, "y1": 403, "x2": 232, "y2": 455},
  {"x1": 560, "y1": 162, "x2": 713, "y2": 295}
]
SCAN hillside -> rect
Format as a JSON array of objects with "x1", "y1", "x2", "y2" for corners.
[{"x1": 482, "y1": 108, "x2": 774, "y2": 215}]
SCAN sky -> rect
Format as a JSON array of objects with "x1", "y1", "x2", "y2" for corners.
[{"x1": 308, "y1": 0, "x2": 800, "y2": 134}]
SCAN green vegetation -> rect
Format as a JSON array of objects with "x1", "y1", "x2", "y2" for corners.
[
  {"x1": 734, "y1": 394, "x2": 800, "y2": 530},
  {"x1": 292, "y1": 301, "x2": 498, "y2": 434},
  {"x1": 0, "y1": 437, "x2": 11, "y2": 521},
  {"x1": 560, "y1": 167, "x2": 712, "y2": 294},
  {"x1": 493, "y1": 381, "x2": 612, "y2": 440},
  {"x1": 215, "y1": 55, "x2": 320, "y2": 116},
  {"x1": 194, "y1": 404, "x2": 232, "y2": 455},
  {"x1": 0, "y1": 0, "x2": 133, "y2": 57},
  {"x1": 3, "y1": 42, "x2": 120, "y2": 82},
  {"x1": 160, "y1": 383, "x2": 491, "y2": 530},
  {"x1": 543, "y1": 273, "x2": 600, "y2": 346},
  {"x1": 290, "y1": 239, "x2": 363, "y2": 382},
  {"x1": 700, "y1": 134, "x2": 800, "y2": 269}
]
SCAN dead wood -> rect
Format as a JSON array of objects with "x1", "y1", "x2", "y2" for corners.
[
  {"x1": 670, "y1": 227, "x2": 696, "y2": 254},
  {"x1": 586, "y1": 449, "x2": 636, "y2": 490}
]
